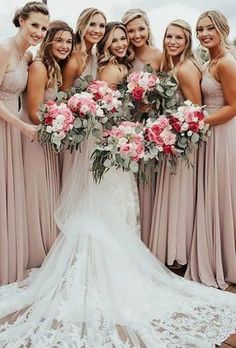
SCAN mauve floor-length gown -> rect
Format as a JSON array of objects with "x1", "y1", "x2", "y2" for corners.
[
  {"x1": 131, "y1": 58, "x2": 156, "y2": 245},
  {"x1": 185, "y1": 64, "x2": 236, "y2": 289},
  {"x1": 21, "y1": 87, "x2": 60, "y2": 268},
  {"x1": 0, "y1": 58, "x2": 28, "y2": 284},
  {"x1": 149, "y1": 89, "x2": 197, "y2": 267}
]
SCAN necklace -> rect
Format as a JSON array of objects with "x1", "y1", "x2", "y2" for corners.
[{"x1": 12, "y1": 38, "x2": 25, "y2": 60}]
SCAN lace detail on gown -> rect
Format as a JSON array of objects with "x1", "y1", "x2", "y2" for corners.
[{"x1": 0, "y1": 59, "x2": 28, "y2": 101}]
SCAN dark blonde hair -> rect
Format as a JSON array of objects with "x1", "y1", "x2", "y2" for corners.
[
  {"x1": 196, "y1": 10, "x2": 230, "y2": 48},
  {"x1": 75, "y1": 8, "x2": 106, "y2": 70},
  {"x1": 160, "y1": 19, "x2": 198, "y2": 78},
  {"x1": 122, "y1": 9, "x2": 154, "y2": 46},
  {"x1": 97, "y1": 21, "x2": 133, "y2": 71},
  {"x1": 12, "y1": 1, "x2": 49, "y2": 28},
  {"x1": 37, "y1": 20, "x2": 74, "y2": 88}
]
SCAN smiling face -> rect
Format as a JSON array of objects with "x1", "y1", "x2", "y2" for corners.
[
  {"x1": 126, "y1": 16, "x2": 149, "y2": 48},
  {"x1": 19, "y1": 11, "x2": 49, "y2": 46},
  {"x1": 51, "y1": 30, "x2": 73, "y2": 60},
  {"x1": 197, "y1": 16, "x2": 221, "y2": 49},
  {"x1": 109, "y1": 27, "x2": 128, "y2": 58},
  {"x1": 84, "y1": 13, "x2": 106, "y2": 46},
  {"x1": 164, "y1": 25, "x2": 186, "y2": 57}
]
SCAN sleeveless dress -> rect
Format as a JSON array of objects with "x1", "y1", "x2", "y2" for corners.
[
  {"x1": 131, "y1": 58, "x2": 156, "y2": 245},
  {"x1": 149, "y1": 88, "x2": 197, "y2": 267},
  {"x1": 61, "y1": 56, "x2": 97, "y2": 185},
  {"x1": 0, "y1": 88, "x2": 235, "y2": 347},
  {"x1": 21, "y1": 87, "x2": 60, "y2": 268},
  {"x1": 185, "y1": 65, "x2": 236, "y2": 289},
  {"x1": 0, "y1": 58, "x2": 28, "y2": 284}
]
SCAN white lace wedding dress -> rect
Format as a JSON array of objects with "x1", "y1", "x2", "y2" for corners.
[{"x1": 0, "y1": 135, "x2": 236, "y2": 348}]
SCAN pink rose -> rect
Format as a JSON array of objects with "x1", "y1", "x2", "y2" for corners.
[
  {"x1": 128, "y1": 71, "x2": 140, "y2": 83},
  {"x1": 195, "y1": 111, "x2": 204, "y2": 121},
  {"x1": 132, "y1": 86, "x2": 145, "y2": 101},
  {"x1": 158, "y1": 117, "x2": 169, "y2": 129},
  {"x1": 147, "y1": 74, "x2": 158, "y2": 88},
  {"x1": 151, "y1": 124, "x2": 162, "y2": 135},
  {"x1": 184, "y1": 111, "x2": 195, "y2": 123},
  {"x1": 120, "y1": 144, "x2": 131, "y2": 154},
  {"x1": 163, "y1": 144, "x2": 173, "y2": 154},
  {"x1": 188, "y1": 122, "x2": 199, "y2": 133},
  {"x1": 163, "y1": 132, "x2": 176, "y2": 145}
]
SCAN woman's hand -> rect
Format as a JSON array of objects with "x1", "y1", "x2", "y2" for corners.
[{"x1": 21, "y1": 123, "x2": 37, "y2": 141}]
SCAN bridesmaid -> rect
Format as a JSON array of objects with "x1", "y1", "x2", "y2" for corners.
[
  {"x1": 0, "y1": 1, "x2": 49, "y2": 284},
  {"x1": 185, "y1": 11, "x2": 236, "y2": 289},
  {"x1": 22, "y1": 20, "x2": 74, "y2": 268},
  {"x1": 122, "y1": 9, "x2": 162, "y2": 246},
  {"x1": 60, "y1": 8, "x2": 106, "y2": 184},
  {"x1": 149, "y1": 20, "x2": 202, "y2": 268}
]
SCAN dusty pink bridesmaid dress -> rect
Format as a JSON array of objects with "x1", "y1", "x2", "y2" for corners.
[
  {"x1": 149, "y1": 89, "x2": 197, "y2": 267},
  {"x1": 0, "y1": 58, "x2": 28, "y2": 284},
  {"x1": 185, "y1": 65, "x2": 236, "y2": 289},
  {"x1": 21, "y1": 88, "x2": 60, "y2": 268}
]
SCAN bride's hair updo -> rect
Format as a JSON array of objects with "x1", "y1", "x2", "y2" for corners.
[
  {"x1": 196, "y1": 10, "x2": 230, "y2": 48},
  {"x1": 12, "y1": 1, "x2": 49, "y2": 28}
]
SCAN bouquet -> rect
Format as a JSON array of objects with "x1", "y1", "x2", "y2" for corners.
[
  {"x1": 143, "y1": 115, "x2": 178, "y2": 173},
  {"x1": 119, "y1": 66, "x2": 178, "y2": 121},
  {"x1": 91, "y1": 121, "x2": 145, "y2": 182},
  {"x1": 87, "y1": 80, "x2": 123, "y2": 128},
  {"x1": 143, "y1": 100, "x2": 210, "y2": 173},
  {"x1": 37, "y1": 100, "x2": 74, "y2": 152},
  {"x1": 67, "y1": 91, "x2": 102, "y2": 150},
  {"x1": 168, "y1": 100, "x2": 210, "y2": 163}
]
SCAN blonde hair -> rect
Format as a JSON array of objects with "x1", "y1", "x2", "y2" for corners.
[
  {"x1": 75, "y1": 8, "x2": 106, "y2": 70},
  {"x1": 121, "y1": 8, "x2": 154, "y2": 46},
  {"x1": 97, "y1": 21, "x2": 133, "y2": 71},
  {"x1": 12, "y1": 1, "x2": 49, "y2": 27},
  {"x1": 37, "y1": 20, "x2": 74, "y2": 88},
  {"x1": 196, "y1": 10, "x2": 230, "y2": 48},
  {"x1": 160, "y1": 19, "x2": 198, "y2": 79}
]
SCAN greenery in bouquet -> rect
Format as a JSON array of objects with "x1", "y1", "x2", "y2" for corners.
[{"x1": 91, "y1": 121, "x2": 145, "y2": 183}]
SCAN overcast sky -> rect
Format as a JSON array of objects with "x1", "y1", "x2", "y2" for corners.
[{"x1": 1, "y1": 0, "x2": 236, "y2": 48}]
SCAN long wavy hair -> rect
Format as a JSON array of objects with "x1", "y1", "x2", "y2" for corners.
[
  {"x1": 121, "y1": 9, "x2": 154, "y2": 47},
  {"x1": 196, "y1": 10, "x2": 230, "y2": 49},
  {"x1": 160, "y1": 19, "x2": 199, "y2": 79},
  {"x1": 75, "y1": 8, "x2": 106, "y2": 71},
  {"x1": 12, "y1": 1, "x2": 49, "y2": 27},
  {"x1": 97, "y1": 21, "x2": 133, "y2": 72},
  {"x1": 37, "y1": 20, "x2": 74, "y2": 89}
]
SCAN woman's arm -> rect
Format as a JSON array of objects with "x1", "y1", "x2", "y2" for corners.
[
  {"x1": 0, "y1": 43, "x2": 36, "y2": 139},
  {"x1": 177, "y1": 60, "x2": 202, "y2": 105},
  {"x1": 98, "y1": 64, "x2": 124, "y2": 90},
  {"x1": 27, "y1": 61, "x2": 47, "y2": 125},
  {"x1": 61, "y1": 56, "x2": 79, "y2": 92},
  {"x1": 204, "y1": 56, "x2": 236, "y2": 126}
]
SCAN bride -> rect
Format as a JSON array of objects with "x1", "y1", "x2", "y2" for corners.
[{"x1": 0, "y1": 21, "x2": 235, "y2": 348}]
